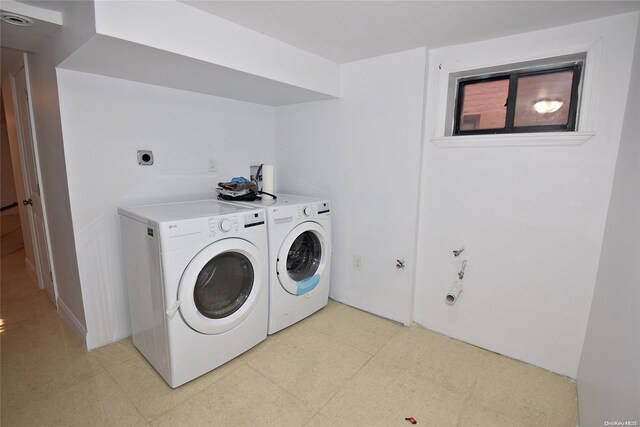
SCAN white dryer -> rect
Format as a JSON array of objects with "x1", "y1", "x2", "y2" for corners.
[
  {"x1": 118, "y1": 200, "x2": 268, "y2": 388},
  {"x1": 223, "y1": 194, "x2": 331, "y2": 334}
]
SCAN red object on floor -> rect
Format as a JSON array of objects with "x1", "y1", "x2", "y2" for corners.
[{"x1": 405, "y1": 417, "x2": 417, "y2": 424}]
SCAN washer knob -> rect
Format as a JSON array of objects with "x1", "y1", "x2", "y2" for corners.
[
  {"x1": 219, "y1": 218, "x2": 232, "y2": 232},
  {"x1": 303, "y1": 206, "x2": 313, "y2": 216}
]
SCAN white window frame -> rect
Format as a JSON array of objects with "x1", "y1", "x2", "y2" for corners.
[{"x1": 431, "y1": 39, "x2": 600, "y2": 148}]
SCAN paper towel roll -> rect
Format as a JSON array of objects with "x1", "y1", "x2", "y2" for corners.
[
  {"x1": 445, "y1": 281, "x2": 463, "y2": 305},
  {"x1": 262, "y1": 164, "x2": 275, "y2": 198}
]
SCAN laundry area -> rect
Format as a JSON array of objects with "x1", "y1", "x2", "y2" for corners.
[{"x1": 1, "y1": 1, "x2": 639, "y2": 426}]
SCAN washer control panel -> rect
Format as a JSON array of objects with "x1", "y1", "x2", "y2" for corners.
[
  {"x1": 295, "y1": 201, "x2": 330, "y2": 220},
  {"x1": 317, "y1": 201, "x2": 330, "y2": 215},
  {"x1": 244, "y1": 211, "x2": 265, "y2": 228},
  {"x1": 218, "y1": 218, "x2": 233, "y2": 232},
  {"x1": 208, "y1": 215, "x2": 240, "y2": 237},
  {"x1": 301, "y1": 205, "x2": 314, "y2": 217}
]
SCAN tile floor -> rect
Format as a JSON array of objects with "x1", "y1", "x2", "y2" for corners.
[{"x1": 1, "y1": 215, "x2": 578, "y2": 426}]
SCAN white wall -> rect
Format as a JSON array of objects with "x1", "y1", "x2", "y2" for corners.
[
  {"x1": 56, "y1": 0, "x2": 339, "y2": 106},
  {"x1": 56, "y1": 70, "x2": 276, "y2": 348},
  {"x1": 276, "y1": 48, "x2": 427, "y2": 324},
  {"x1": 24, "y1": 0, "x2": 97, "y2": 335},
  {"x1": 577, "y1": 15, "x2": 640, "y2": 425},
  {"x1": 414, "y1": 13, "x2": 639, "y2": 378},
  {"x1": 91, "y1": 0, "x2": 340, "y2": 98}
]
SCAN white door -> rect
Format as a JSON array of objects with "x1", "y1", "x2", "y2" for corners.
[{"x1": 12, "y1": 64, "x2": 54, "y2": 302}]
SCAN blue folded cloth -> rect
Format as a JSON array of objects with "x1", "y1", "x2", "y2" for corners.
[{"x1": 230, "y1": 177, "x2": 249, "y2": 184}]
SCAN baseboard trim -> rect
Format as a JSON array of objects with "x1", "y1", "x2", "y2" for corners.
[
  {"x1": 57, "y1": 297, "x2": 88, "y2": 348},
  {"x1": 25, "y1": 257, "x2": 39, "y2": 285}
]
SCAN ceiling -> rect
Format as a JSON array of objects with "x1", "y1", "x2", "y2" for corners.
[
  {"x1": 1, "y1": 1, "x2": 639, "y2": 68},
  {"x1": 0, "y1": 0, "x2": 66, "y2": 53},
  {"x1": 0, "y1": 0, "x2": 69, "y2": 84},
  {"x1": 183, "y1": 1, "x2": 640, "y2": 63},
  {"x1": 14, "y1": 1, "x2": 71, "y2": 13},
  {"x1": 0, "y1": 16, "x2": 60, "y2": 52}
]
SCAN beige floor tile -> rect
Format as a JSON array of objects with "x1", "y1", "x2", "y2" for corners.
[
  {"x1": 0, "y1": 215, "x2": 22, "y2": 256},
  {"x1": 1, "y1": 339, "x2": 105, "y2": 407},
  {"x1": 1, "y1": 322, "x2": 90, "y2": 369},
  {"x1": 1, "y1": 372, "x2": 147, "y2": 427},
  {"x1": 1, "y1": 312, "x2": 82, "y2": 359},
  {"x1": 1, "y1": 218, "x2": 579, "y2": 427},
  {"x1": 469, "y1": 355, "x2": 577, "y2": 427},
  {"x1": 92, "y1": 337, "x2": 139, "y2": 370},
  {"x1": 374, "y1": 326, "x2": 489, "y2": 395},
  {"x1": 457, "y1": 400, "x2": 516, "y2": 427},
  {"x1": 246, "y1": 323, "x2": 371, "y2": 410},
  {"x1": 0, "y1": 254, "x2": 30, "y2": 280},
  {"x1": 235, "y1": 320, "x2": 302, "y2": 366},
  {"x1": 320, "y1": 359, "x2": 466, "y2": 427},
  {"x1": 304, "y1": 412, "x2": 338, "y2": 426},
  {"x1": 0, "y1": 271, "x2": 44, "y2": 296},
  {"x1": 151, "y1": 364, "x2": 315, "y2": 427},
  {"x1": 1, "y1": 291, "x2": 57, "y2": 325},
  {"x1": 301, "y1": 299, "x2": 402, "y2": 355},
  {"x1": 107, "y1": 351, "x2": 244, "y2": 421},
  {"x1": 1, "y1": 265, "x2": 36, "y2": 287}
]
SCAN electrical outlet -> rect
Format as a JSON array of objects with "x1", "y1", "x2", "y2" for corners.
[
  {"x1": 354, "y1": 256, "x2": 362, "y2": 271},
  {"x1": 137, "y1": 150, "x2": 154, "y2": 165}
]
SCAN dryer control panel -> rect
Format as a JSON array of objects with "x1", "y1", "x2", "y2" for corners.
[
  {"x1": 269, "y1": 200, "x2": 330, "y2": 227},
  {"x1": 159, "y1": 210, "x2": 266, "y2": 252}
]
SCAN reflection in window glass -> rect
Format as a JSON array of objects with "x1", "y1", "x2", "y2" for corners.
[
  {"x1": 460, "y1": 78, "x2": 509, "y2": 131},
  {"x1": 514, "y1": 71, "x2": 574, "y2": 127},
  {"x1": 452, "y1": 57, "x2": 583, "y2": 135}
]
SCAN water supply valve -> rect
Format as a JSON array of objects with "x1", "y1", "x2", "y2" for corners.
[
  {"x1": 458, "y1": 259, "x2": 467, "y2": 280},
  {"x1": 453, "y1": 246, "x2": 465, "y2": 257}
]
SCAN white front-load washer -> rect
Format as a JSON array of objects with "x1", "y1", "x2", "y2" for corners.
[
  {"x1": 118, "y1": 200, "x2": 268, "y2": 388},
  {"x1": 222, "y1": 194, "x2": 331, "y2": 334}
]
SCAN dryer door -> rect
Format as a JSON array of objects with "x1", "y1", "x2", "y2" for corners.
[
  {"x1": 276, "y1": 222, "x2": 328, "y2": 296},
  {"x1": 178, "y1": 238, "x2": 264, "y2": 334}
]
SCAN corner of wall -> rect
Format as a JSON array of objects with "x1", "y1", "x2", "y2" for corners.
[
  {"x1": 28, "y1": 16, "x2": 89, "y2": 331},
  {"x1": 57, "y1": 296, "x2": 88, "y2": 348},
  {"x1": 576, "y1": 11, "x2": 640, "y2": 425}
]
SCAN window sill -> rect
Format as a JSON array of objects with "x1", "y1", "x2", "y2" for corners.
[{"x1": 431, "y1": 131, "x2": 595, "y2": 148}]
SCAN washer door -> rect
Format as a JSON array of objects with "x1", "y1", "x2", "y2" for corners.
[
  {"x1": 178, "y1": 238, "x2": 263, "y2": 334},
  {"x1": 276, "y1": 222, "x2": 328, "y2": 296}
]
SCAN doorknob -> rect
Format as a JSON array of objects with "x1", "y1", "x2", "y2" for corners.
[{"x1": 22, "y1": 199, "x2": 32, "y2": 206}]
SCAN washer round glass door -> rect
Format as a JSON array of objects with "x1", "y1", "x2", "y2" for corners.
[
  {"x1": 276, "y1": 222, "x2": 328, "y2": 296},
  {"x1": 178, "y1": 238, "x2": 264, "y2": 334}
]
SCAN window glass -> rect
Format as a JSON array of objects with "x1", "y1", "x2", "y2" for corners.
[
  {"x1": 514, "y1": 71, "x2": 574, "y2": 127},
  {"x1": 452, "y1": 58, "x2": 583, "y2": 135},
  {"x1": 459, "y1": 78, "x2": 509, "y2": 131},
  {"x1": 287, "y1": 231, "x2": 321, "y2": 282},
  {"x1": 194, "y1": 252, "x2": 254, "y2": 319}
]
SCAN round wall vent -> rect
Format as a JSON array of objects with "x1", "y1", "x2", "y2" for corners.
[{"x1": 1, "y1": 13, "x2": 33, "y2": 26}]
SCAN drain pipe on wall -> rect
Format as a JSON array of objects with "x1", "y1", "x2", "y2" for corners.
[{"x1": 446, "y1": 248, "x2": 467, "y2": 305}]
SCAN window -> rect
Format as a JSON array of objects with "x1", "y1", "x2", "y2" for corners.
[{"x1": 453, "y1": 59, "x2": 583, "y2": 135}]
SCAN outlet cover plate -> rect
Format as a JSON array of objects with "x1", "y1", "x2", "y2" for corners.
[{"x1": 137, "y1": 150, "x2": 154, "y2": 165}]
